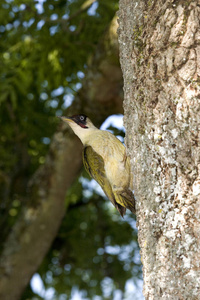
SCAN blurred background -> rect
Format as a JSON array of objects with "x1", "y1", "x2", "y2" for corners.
[{"x1": 0, "y1": 0, "x2": 143, "y2": 299}]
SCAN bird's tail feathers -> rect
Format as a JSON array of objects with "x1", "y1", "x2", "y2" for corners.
[
  {"x1": 115, "y1": 189, "x2": 136, "y2": 215},
  {"x1": 116, "y1": 204, "x2": 126, "y2": 218}
]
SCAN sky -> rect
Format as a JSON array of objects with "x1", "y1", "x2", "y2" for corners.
[{"x1": 31, "y1": 273, "x2": 144, "y2": 300}]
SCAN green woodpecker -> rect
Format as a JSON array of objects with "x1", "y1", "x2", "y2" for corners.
[{"x1": 59, "y1": 115, "x2": 135, "y2": 217}]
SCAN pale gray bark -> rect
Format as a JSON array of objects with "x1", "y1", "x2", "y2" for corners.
[{"x1": 118, "y1": 1, "x2": 200, "y2": 299}]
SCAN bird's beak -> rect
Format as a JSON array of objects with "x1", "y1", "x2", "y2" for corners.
[{"x1": 57, "y1": 116, "x2": 73, "y2": 123}]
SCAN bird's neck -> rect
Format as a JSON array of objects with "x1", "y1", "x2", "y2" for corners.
[
  {"x1": 69, "y1": 122, "x2": 99, "y2": 145},
  {"x1": 79, "y1": 128, "x2": 99, "y2": 145}
]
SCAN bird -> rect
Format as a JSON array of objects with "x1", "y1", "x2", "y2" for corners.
[{"x1": 58, "y1": 114, "x2": 135, "y2": 217}]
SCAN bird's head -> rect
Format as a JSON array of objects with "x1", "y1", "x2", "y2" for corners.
[{"x1": 58, "y1": 114, "x2": 97, "y2": 144}]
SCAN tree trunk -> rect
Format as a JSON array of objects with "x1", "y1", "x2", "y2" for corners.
[
  {"x1": 118, "y1": 1, "x2": 200, "y2": 299},
  {"x1": 0, "y1": 17, "x2": 123, "y2": 300}
]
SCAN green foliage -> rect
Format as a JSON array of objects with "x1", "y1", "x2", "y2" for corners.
[
  {"x1": 0, "y1": 0, "x2": 118, "y2": 239},
  {"x1": 0, "y1": 0, "x2": 142, "y2": 299},
  {"x1": 23, "y1": 181, "x2": 141, "y2": 299}
]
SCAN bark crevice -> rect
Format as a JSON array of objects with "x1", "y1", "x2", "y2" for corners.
[{"x1": 118, "y1": 0, "x2": 200, "y2": 299}]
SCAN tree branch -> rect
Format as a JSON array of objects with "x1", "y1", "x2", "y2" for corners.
[{"x1": 0, "y1": 16, "x2": 123, "y2": 300}]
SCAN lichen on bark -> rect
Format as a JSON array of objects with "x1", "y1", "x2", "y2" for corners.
[{"x1": 118, "y1": 0, "x2": 200, "y2": 299}]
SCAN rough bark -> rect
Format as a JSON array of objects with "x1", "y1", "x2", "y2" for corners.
[
  {"x1": 0, "y1": 17, "x2": 123, "y2": 300},
  {"x1": 118, "y1": 1, "x2": 200, "y2": 299}
]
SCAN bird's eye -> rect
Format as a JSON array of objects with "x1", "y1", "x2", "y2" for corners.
[{"x1": 80, "y1": 116, "x2": 85, "y2": 121}]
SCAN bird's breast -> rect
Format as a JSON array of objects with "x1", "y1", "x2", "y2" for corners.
[{"x1": 87, "y1": 132, "x2": 130, "y2": 188}]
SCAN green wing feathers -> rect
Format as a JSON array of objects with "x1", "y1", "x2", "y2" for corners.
[{"x1": 83, "y1": 146, "x2": 135, "y2": 217}]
